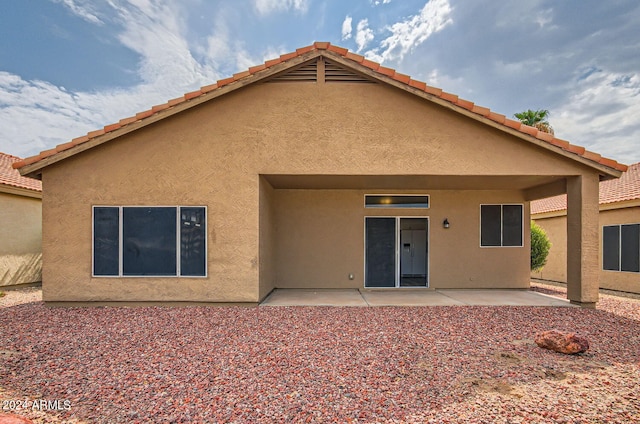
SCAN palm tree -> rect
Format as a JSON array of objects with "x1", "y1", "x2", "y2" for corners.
[{"x1": 514, "y1": 109, "x2": 554, "y2": 135}]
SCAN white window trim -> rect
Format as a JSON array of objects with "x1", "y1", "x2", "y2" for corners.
[
  {"x1": 602, "y1": 223, "x2": 640, "y2": 273},
  {"x1": 479, "y1": 204, "x2": 524, "y2": 248},
  {"x1": 92, "y1": 205, "x2": 208, "y2": 278}
]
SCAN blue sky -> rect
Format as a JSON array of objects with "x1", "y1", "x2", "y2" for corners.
[{"x1": 1, "y1": 0, "x2": 639, "y2": 163}]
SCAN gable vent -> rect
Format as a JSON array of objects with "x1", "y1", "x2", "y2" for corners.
[
  {"x1": 268, "y1": 61, "x2": 317, "y2": 82},
  {"x1": 324, "y1": 59, "x2": 374, "y2": 83},
  {"x1": 266, "y1": 57, "x2": 376, "y2": 84}
]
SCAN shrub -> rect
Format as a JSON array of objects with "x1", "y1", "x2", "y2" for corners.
[{"x1": 531, "y1": 221, "x2": 551, "y2": 272}]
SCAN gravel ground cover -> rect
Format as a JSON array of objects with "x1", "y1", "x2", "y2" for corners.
[{"x1": 1, "y1": 285, "x2": 639, "y2": 423}]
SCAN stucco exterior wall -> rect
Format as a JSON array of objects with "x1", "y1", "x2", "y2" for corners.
[
  {"x1": 39, "y1": 81, "x2": 601, "y2": 302},
  {"x1": 275, "y1": 189, "x2": 530, "y2": 289},
  {"x1": 531, "y1": 215, "x2": 567, "y2": 283},
  {"x1": 258, "y1": 176, "x2": 276, "y2": 299},
  {"x1": 0, "y1": 192, "x2": 42, "y2": 286},
  {"x1": 533, "y1": 205, "x2": 640, "y2": 294}
]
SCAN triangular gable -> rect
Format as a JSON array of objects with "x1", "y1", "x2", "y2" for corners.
[{"x1": 15, "y1": 42, "x2": 627, "y2": 178}]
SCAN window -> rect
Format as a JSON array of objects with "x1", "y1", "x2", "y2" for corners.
[
  {"x1": 480, "y1": 204, "x2": 523, "y2": 247},
  {"x1": 93, "y1": 206, "x2": 206, "y2": 277},
  {"x1": 603, "y1": 224, "x2": 640, "y2": 273},
  {"x1": 365, "y1": 195, "x2": 429, "y2": 208}
]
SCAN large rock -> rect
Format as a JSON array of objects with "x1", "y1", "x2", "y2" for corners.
[{"x1": 535, "y1": 329, "x2": 589, "y2": 354}]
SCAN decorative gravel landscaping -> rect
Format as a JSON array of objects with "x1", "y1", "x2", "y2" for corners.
[{"x1": 1, "y1": 285, "x2": 639, "y2": 423}]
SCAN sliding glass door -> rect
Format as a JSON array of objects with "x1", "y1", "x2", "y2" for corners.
[{"x1": 365, "y1": 217, "x2": 428, "y2": 288}]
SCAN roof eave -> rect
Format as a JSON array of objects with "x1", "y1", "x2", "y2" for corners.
[
  {"x1": 0, "y1": 183, "x2": 42, "y2": 198},
  {"x1": 318, "y1": 52, "x2": 625, "y2": 180},
  {"x1": 17, "y1": 46, "x2": 627, "y2": 179},
  {"x1": 19, "y1": 49, "x2": 325, "y2": 178}
]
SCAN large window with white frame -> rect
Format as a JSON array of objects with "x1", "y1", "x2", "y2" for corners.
[
  {"x1": 480, "y1": 204, "x2": 523, "y2": 247},
  {"x1": 93, "y1": 206, "x2": 207, "y2": 277},
  {"x1": 603, "y1": 224, "x2": 640, "y2": 273}
]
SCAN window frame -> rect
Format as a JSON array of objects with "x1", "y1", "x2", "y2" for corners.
[
  {"x1": 364, "y1": 194, "x2": 430, "y2": 209},
  {"x1": 479, "y1": 204, "x2": 524, "y2": 248},
  {"x1": 602, "y1": 223, "x2": 640, "y2": 273},
  {"x1": 92, "y1": 205, "x2": 208, "y2": 278}
]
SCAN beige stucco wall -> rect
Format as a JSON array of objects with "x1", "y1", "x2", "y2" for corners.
[
  {"x1": 275, "y1": 189, "x2": 530, "y2": 289},
  {"x1": 39, "y1": 80, "x2": 601, "y2": 302},
  {"x1": 258, "y1": 176, "x2": 276, "y2": 299},
  {"x1": 531, "y1": 215, "x2": 567, "y2": 283},
  {"x1": 533, "y1": 205, "x2": 640, "y2": 294},
  {"x1": 0, "y1": 192, "x2": 42, "y2": 286}
]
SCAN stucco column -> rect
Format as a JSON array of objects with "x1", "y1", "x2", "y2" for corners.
[{"x1": 566, "y1": 174, "x2": 600, "y2": 308}]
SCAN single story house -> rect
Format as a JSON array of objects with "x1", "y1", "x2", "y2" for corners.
[
  {"x1": 532, "y1": 162, "x2": 639, "y2": 294},
  {"x1": 1, "y1": 152, "x2": 42, "y2": 287},
  {"x1": 15, "y1": 42, "x2": 627, "y2": 307}
]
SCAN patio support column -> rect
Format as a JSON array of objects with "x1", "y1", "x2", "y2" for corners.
[{"x1": 566, "y1": 174, "x2": 600, "y2": 308}]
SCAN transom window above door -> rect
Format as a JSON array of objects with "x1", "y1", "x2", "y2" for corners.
[{"x1": 365, "y1": 195, "x2": 429, "y2": 208}]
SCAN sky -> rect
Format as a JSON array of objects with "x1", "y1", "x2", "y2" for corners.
[{"x1": 1, "y1": 0, "x2": 639, "y2": 164}]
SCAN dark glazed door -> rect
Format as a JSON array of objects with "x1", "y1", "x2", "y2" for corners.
[{"x1": 365, "y1": 217, "x2": 396, "y2": 287}]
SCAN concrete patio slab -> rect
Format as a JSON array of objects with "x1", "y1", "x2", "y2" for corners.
[
  {"x1": 260, "y1": 288, "x2": 575, "y2": 307},
  {"x1": 438, "y1": 289, "x2": 574, "y2": 307},
  {"x1": 260, "y1": 289, "x2": 368, "y2": 306},
  {"x1": 360, "y1": 290, "x2": 466, "y2": 306}
]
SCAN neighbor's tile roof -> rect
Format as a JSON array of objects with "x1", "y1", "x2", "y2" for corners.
[
  {"x1": 13, "y1": 42, "x2": 628, "y2": 174},
  {"x1": 531, "y1": 162, "x2": 640, "y2": 214},
  {"x1": 0, "y1": 152, "x2": 42, "y2": 192}
]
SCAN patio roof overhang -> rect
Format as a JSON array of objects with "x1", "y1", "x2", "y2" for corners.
[{"x1": 262, "y1": 174, "x2": 566, "y2": 195}]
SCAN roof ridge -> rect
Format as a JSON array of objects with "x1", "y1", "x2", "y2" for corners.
[{"x1": 13, "y1": 41, "x2": 628, "y2": 173}]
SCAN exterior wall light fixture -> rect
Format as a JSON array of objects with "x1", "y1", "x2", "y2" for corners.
[{"x1": 443, "y1": 218, "x2": 450, "y2": 229}]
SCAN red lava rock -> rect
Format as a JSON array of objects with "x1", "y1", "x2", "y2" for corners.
[
  {"x1": 0, "y1": 415, "x2": 34, "y2": 424},
  {"x1": 535, "y1": 329, "x2": 590, "y2": 354}
]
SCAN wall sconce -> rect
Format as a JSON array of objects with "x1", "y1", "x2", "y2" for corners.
[{"x1": 443, "y1": 218, "x2": 450, "y2": 229}]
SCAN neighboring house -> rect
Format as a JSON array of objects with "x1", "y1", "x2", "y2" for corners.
[
  {"x1": 15, "y1": 42, "x2": 626, "y2": 307},
  {"x1": 532, "y1": 163, "x2": 640, "y2": 294},
  {"x1": 0, "y1": 152, "x2": 42, "y2": 287}
]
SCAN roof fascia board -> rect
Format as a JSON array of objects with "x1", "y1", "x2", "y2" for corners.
[
  {"x1": 0, "y1": 184, "x2": 42, "y2": 199},
  {"x1": 531, "y1": 210, "x2": 567, "y2": 219},
  {"x1": 600, "y1": 198, "x2": 640, "y2": 211}
]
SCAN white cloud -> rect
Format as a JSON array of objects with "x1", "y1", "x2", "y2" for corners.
[
  {"x1": 54, "y1": 0, "x2": 104, "y2": 24},
  {"x1": 554, "y1": 70, "x2": 640, "y2": 163},
  {"x1": 366, "y1": 0, "x2": 453, "y2": 62},
  {"x1": 535, "y1": 8, "x2": 554, "y2": 28},
  {"x1": 341, "y1": 15, "x2": 353, "y2": 40},
  {"x1": 254, "y1": 0, "x2": 309, "y2": 15},
  {"x1": 370, "y1": 0, "x2": 391, "y2": 5},
  {"x1": 355, "y1": 19, "x2": 375, "y2": 52},
  {"x1": 0, "y1": 0, "x2": 257, "y2": 158}
]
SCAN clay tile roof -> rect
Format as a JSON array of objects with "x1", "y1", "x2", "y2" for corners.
[
  {"x1": 13, "y1": 41, "x2": 629, "y2": 176},
  {"x1": 0, "y1": 152, "x2": 42, "y2": 192},
  {"x1": 531, "y1": 162, "x2": 640, "y2": 214}
]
